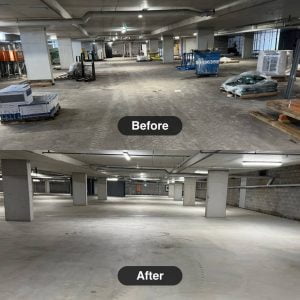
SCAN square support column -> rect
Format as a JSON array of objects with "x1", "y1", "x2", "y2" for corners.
[
  {"x1": 205, "y1": 170, "x2": 229, "y2": 218},
  {"x1": 162, "y1": 36, "x2": 174, "y2": 63},
  {"x1": 97, "y1": 178, "x2": 107, "y2": 201},
  {"x1": 183, "y1": 177, "x2": 196, "y2": 206},
  {"x1": 242, "y1": 33, "x2": 254, "y2": 58},
  {"x1": 2, "y1": 159, "x2": 33, "y2": 221},
  {"x1": 149, "y1": 40, "x2": 159, "y2": 53},
  {"x1": 72, "y1": 173, "x2": 87, "y2": 206},
  {"x1": 174, "y1": 182, "x2": 183, "y2": 201},
  {"x1": 196, "y1": 29, "x2": 215, "y2": 50},
  {"x1": 72, "y1": 40, "x2": 82, "y2": 61},
  {"x1": 168, "y1": 183, "x2": 175, "y2": 198},
  {"x1": 19, "y1": 26, "x2": 54, "y2": 82},
  {"x1": 239, "y1": 177, "x2": 247, "y2": 208},
  {"x1": 58, "y1": 37, "x2": 74, "y2": 69},
  {"x1": 45, "y1": 180, "x2": 50, "y2": 194},
  {"x1": 128, "y1": 42, "x2": 132, "y2": 57}
]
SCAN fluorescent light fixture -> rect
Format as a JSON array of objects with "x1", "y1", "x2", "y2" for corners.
[
  {"x1": 33, "y1": 179, "x2": 41, "y2": 183},
  {"x1": 242, "y1": 161, "x2": 282, "y2": 167},
  {"x1": 121, "y1": 29, "x2": 126, "y2": 34},
  {"x1": 138, "y1": 14, "x2": 143, "y2": 19},
  {"x1": 107, "y1": 178, "x2": 118, "y2": 182},
  {"x1": 174, "y1": 36, "x2": 180, "y2": 40},
  {"x1": 193, "y1": 32, "x2": 198, "y2": 36},
  {"x1": 123, "y1": 151, "x2": 131, "y2": 161},
  {"x1": 0, "y1": 178, "x2": 2, "y2": 181},
  {"x1": 194, "y1": 170, "x2": 208, "y2": 174}
]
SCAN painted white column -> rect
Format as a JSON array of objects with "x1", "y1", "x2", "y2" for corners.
[
  {"x1": 2, "y1": 159, "x2": 33, "y2": 221},
  {"x1": 196, "y1": 29, "x2": 215, "y2": 50},
  {"x1": 96, "y1": 41, "x2": 105, "y2": 59},
  {"x1": 162, "y1": 36, "x2": 174, "y2": 63},
  {"x1": 205, "y1": 170, "x2": 229, "y2": 218},
  {"x1": 19, "y1": 26, "x2": 53, "y2": 82},
  {"x1": 58, "y1": 37, "x2": 74, "y2": 69},
  {"x1": 97, "y1": 178, "x2": 107, "y2": 201},
  {"x1": 174, "y1": 182, "x2": 183, "y2": 201},
  {"x1": 168, "y1": 183, "x2": 175, "y2": 198},
  {"x1": 242, "y1": 33, "x2": 254, "y2": 58},
  {"x1": 239, "y1": 177, "x2": 247, "y2": 208},
  {"x1": 149, "y1": 40, "x2": 159, "y2": 53},
  {"x1": 72, "y1": 173, "x2": 87, "y2": 206},
  {"x1": 45, "y1": 180, "x2": 50, "y2": 194},
  {"x1": 183, "y1": 177, "x2": 196, "y2": 206},
  {"x1": 128, "y1": 42, "x2": 132, "y2": 57},
  {"x1": 71, "y1": 40, "x2": 82, "y2": 62}
]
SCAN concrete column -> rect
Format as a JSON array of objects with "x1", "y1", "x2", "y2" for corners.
[
  {"x1": 239, "y1": 177, "x2": 247, "y2": 208},
  {"x1": 96, "y1": 41, "x2": 105, "y2": 59},
  {"x1": 71, "y1": 40, "x2": 82, "y2": 62},
  {"x1": 162, "y1": 36, "x2": 174, "y2": 63},
  {"x1": 45, "y1": 180, "x2": 50, "y2": 194},
  {"x1": 2, "y1": 159, "x2": 33, "y2": 221},
  {"x1": 97, "y1": 178, "x2": 107, "y2": 201},
  {"x1": 19, "y1": 26, "x2": 53, "y2": 82},
  {"x1": 196, "y1": 29, "x2": 215, "y2": 50},
  {"x1": 205, "y1": 170, "x2": 229, "y2": 218},
  {"x1": 174, "y1": 182, "x2": 183, "y2": 201},
  {"x1": 242, "y1": 33, "x2": 254, "y2": 58},
  {"x1": 149, "y1": 40, "x2": 159, "y2": 53},
  {"x1": 128, "y1": 42, "x2": 132, "y2": 57},
  {"x1": 168, "y1": 183, "x2": 175, "y2": 198},
  {"x1": 72, "y1": 173, "x2": 87, "y2": 206},
  {"x1": 58, "y1": 37, "x2": 74, "y2": 69},
  {"x1": 123, "y1": 43, "x2": 126, "y2": 57},
  {"x1": 183, "y1": 177, "x2": 196, "y2": 206}
]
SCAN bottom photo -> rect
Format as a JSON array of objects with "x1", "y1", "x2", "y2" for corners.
[{"x1": 0, "y1": 150, "x2": 300, "y2": 299}]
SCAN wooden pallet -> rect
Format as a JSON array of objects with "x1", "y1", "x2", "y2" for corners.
[
  {"x1": 271, "y1": 76, "x2": 289, "y2": 82},
  {"x1": 221, "y1": 89, "x2": 278, "y2": 99},
  {"x1": 250, "y1": 110, "x2": 300, "y2": 140},
  {"x1": 266, "y1": 99, "x2": 300, "y2": 121}
]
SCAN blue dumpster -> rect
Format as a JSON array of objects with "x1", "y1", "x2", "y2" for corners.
[{"x1": 194, "y1": 51, "x2": 221, "y2": 76}]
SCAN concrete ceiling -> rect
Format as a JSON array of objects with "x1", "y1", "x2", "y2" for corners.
[
  {"x1": 0, "y1": 0, "x2": 299, "y2": 39},
  {"x1": 0, "y1": 150, "x2": 299, "y2": 181}
]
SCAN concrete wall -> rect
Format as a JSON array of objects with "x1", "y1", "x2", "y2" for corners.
[
  {"x1": 32, "y1": 180, "x2": 71, "y2": 194},
  {"x1": 214, "y1": 36, "x2": 229, "y2": 53},
  {"x1": 111, "y1": 42, "x2": 142, "y2": 57},
  {"x1": 227, "y1": 166, "x2": 300, "y2": 221},
  {"x1": 126, "y1": 181, "x2": 168, "y2": 196}
]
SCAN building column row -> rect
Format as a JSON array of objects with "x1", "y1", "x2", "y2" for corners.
[
  {"x1": 1, "y1": 159, "x2": 108, "y2": 222},
  {"x1": 168, "y1": 170, "x2": 229, "y2": 217}
]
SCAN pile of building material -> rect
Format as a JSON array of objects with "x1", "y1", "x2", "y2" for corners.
[
  {"x1": 220, "y1": 71, "x2": 278, "y2": 98},
  {"x1": 220, "y1": 57, "x2": 240, "y2": 64},
  {"x1": 0, "y1": 84, "x2": 60, "y2": 123},
  {"x1": 136, "y1": 55, "x2": 151, "y2": 62}
]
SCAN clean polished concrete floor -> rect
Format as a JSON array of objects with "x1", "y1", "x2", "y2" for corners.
[
  {"x1": 0, "y1": 194, "x2": 299, "y2": 300},
  {"x1": 0, "y1": 58, "x2": 299, "y2": 150}
]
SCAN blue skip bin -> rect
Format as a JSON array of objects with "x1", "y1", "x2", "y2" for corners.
[{"x1": 194, "y1": 51, "x2": 221, "y2": 76}]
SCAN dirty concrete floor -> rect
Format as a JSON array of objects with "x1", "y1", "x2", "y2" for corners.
[
  {"x1": 0, "y1": 194, "x2": 299, "y2": 300},
  {"x1": 0, "y1": 58, "x2": 299, "y2": 151}
]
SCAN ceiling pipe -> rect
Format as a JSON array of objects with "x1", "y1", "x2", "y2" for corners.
[{"x1": 0, "y1": 8, "x2": 215, "y2": 27}]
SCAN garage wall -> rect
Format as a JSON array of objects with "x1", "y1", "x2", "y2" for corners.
[
  {"x1": 32, "y1": 180, "x2": 71, "y2": 194},
  {"x1": 126, "y1": 181, "x2": 168, "y2": 196},
  {"x1": 227, "y1": 165, "x2": 300, "y2": 221}
]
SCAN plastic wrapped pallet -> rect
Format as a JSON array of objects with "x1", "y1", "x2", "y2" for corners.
[
  {"x1": 257, "y1": 50, "x2": 293, "y2": 76},
  {"x1": 221, "y1": 71, "x2": 278, "y2": 97}
]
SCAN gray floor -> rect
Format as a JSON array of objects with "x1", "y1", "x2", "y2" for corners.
[
  {"x1": 0, "y1": 58, "x2": 299, "y2": 151},
  {"x1": 0, "y1": 194, "x2": 299, "y2": 300}
]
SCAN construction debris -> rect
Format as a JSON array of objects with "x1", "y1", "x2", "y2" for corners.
[{"x1": 220, "y1": 71, "x2": 278, "y2": 98}]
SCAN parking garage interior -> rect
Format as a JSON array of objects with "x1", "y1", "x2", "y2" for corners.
[
  {"x1": 0, "y1": 1, "x2": 300, "y2": 150},
  {"x1": 0, "y1": 150, "x2": 300, "y2": 299}
]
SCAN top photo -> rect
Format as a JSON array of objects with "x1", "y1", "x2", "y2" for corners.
[{"x1": 0, "y1": 0, "x2": 299, "y2": 151}]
